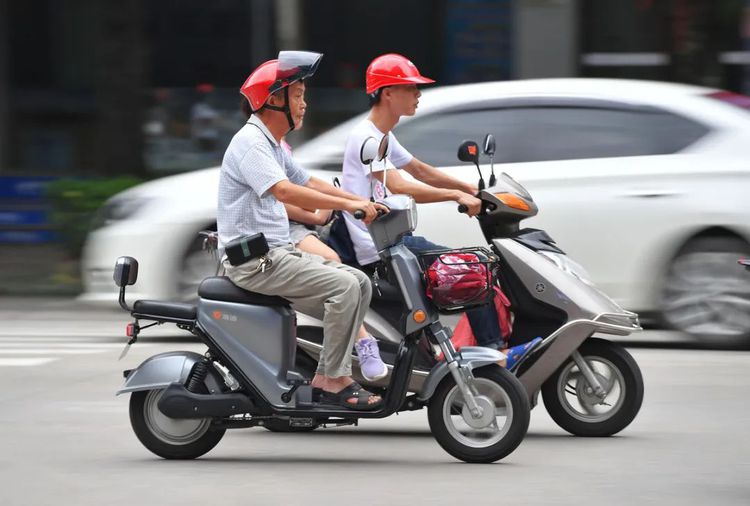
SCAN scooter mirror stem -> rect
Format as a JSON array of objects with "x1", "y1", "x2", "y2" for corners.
[
  {"x1": 475, "y1": 161, "x2": 486, "y2": 191},
  {"x1": 488, "y1": 155, "x2": 497, "y2": 187}
]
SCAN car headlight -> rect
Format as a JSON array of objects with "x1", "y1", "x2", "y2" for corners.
[
  {"x1": 539, "y1": 251, "x2": 593, "y2": 286},
  {"x1": 90, "y1": 196, "x2": 151, "y2": 230}
]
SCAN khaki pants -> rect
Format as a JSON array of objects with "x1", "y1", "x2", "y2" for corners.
[{"x1": 223, "y1": 246, "x2": 372, "y2": 377}]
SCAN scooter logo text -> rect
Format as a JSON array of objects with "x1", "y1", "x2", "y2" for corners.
[{"x1": 213, "y1": 310, "x2": 238, "y2": 322}]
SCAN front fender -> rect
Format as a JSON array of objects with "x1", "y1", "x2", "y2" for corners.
[
  {"x1": 417, "y1": 346, "x2": 505, "y2": 402},
  {"x1": 116, "y1": 351, "x2": 205, "y2": 395}
]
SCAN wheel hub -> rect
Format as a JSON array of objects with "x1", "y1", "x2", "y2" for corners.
[{"x1": 461, "y1": 395, "x2": 496, "y2": 429}]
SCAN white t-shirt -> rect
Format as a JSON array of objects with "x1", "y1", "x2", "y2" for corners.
[{"x1": 341, "y1": 119, "x2": 413, "y2": 265}]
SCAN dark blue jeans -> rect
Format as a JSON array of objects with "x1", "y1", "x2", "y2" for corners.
[{"x1": 400, "y1": 234, "x2": 503, "y2": 350}]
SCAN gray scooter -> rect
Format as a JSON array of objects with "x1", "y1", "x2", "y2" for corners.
[
  {"x1": 296, "y1": 134, "x2": 645, "y2": 438},
  {"x1": 113, "y1": 136, "x2": 530, "y2": 463}
]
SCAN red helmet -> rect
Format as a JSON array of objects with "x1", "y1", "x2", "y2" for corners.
[
  {"x1": 240, "y1": 51, "x2": 323, "y2": 112},
  {"x1": 365, "y1": 53, "x2": 435, "y2": 95}
]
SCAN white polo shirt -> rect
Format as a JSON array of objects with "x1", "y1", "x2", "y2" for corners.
[{"x1": 341, "y1": 119, "x2": 413, "y2": 265}]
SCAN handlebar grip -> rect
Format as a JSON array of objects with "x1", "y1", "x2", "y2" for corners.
[
  {"x1": 353, "y1": 210, "x2": 366, "y2": 220},
  {"x1": 377, "y1": 209, "x2": 387, "y2": 217},
  {"x1": 457, "y1": 204, "x2": 468, "y2": 214}
]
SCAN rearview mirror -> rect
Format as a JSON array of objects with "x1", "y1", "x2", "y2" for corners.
[
  {"x1": 457, "y1": 140, "x2": 479, "y2": 164},
  {"x1": 377, "y1": 134, "x2": 389, "y2": 161},
  {"x1": 483, "y1": 134, "x2": 496, "y2": 156},
  {"x1": 359, "y1": 136, "x2": 380, "y2": 165},
  {"x1": 113, "y1": 256, "x2": 139, "y2": 287},
  {"x1": 457, "y1": 140, "x2": 485, "y2": 191}
]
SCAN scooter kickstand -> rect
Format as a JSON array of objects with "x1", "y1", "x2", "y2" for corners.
[{"x1": 281, "y1": 379, "x2": 310, "y2": 403}]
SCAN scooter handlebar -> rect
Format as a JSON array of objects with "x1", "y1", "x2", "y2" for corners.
[
  {"x1": 353, "y1": 209, "x2": 387, "y2": 220},
  {"x1": 457, "y1": 204, "x2": 469, "y2": 214}
]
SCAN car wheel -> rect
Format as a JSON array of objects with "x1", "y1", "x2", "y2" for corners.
[
  {"x1": 660, "y1": 236, "x2": 750, "y2": 347},
  {"x1": 178, "y1": 230, "x2": 218, "y2": 301}
]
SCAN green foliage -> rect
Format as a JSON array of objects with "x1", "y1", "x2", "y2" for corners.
[{"x1": 46, "y1": 177, "x2": 143, "y2": 258}]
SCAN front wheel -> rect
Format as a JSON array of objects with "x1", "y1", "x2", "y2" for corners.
[
  {"x1": 427, "y1": 365, "x2": 530, "y2": 463},
  {"x1": 129, "y1": 389, "x2": 226, "y2": 459},
  {"x1": 541, "y1": 338, "x2": 644, "y2": 437}
]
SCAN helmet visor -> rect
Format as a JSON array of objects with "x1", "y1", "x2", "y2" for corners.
[{"x1": 270, "y1": 51, "x2": 323, "y2": 94}]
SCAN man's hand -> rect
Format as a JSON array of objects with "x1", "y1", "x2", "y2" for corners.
[
  {"x1": 347, "y1": 200, "x2": 389, "y2": 224},
  {"x1": 456, "y1": 193, "x2": 482, "y2": 217}
]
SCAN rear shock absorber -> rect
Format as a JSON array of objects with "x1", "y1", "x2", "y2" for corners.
[{"x1": 186, "y1": 361, "x2": 209, "y2": 393}]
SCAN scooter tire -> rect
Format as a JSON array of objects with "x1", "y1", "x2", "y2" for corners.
[
  {"x1": 427, "y1": 365, "x2": 530, "y2": 463},
  {"x1": 129, "y1": 389, "x2": 226, "y2": 459},
  {"x1": 541, "y1": 338, "x2": 644, "y2": 437}
]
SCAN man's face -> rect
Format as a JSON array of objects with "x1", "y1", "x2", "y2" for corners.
[
  {"x1": 386, "y1": 84, "x2": 421, "y2": 116},
  {"x1": 268, "y1": 81, "x2": 307, "y2": 129}
]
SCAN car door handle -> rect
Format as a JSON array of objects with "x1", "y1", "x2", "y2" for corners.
[{"x1": 621, "y1": 190, "x2": 680, "y2": 199}]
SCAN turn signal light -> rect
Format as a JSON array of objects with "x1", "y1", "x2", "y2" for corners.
[
  {"x1": 494, "y1": 193, "x2": 530, "y2": 211},
  {"x1": 413, "y1": 310, "x2": 427, "y2": 323}
]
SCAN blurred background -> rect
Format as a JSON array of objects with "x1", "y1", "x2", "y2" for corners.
[{"x1": 1, "y1": 0, "x2": 749, "y2": 335}]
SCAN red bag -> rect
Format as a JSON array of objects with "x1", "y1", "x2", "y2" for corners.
[
  {"x1": 425, "y1": 253, "x2": 491, "y2": 309},
  {"x1": 437, "y1": 286, "x2": 513, "y2": 360}
]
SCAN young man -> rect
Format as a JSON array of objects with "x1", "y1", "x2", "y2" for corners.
[
  {"x1": 218, "y1": 51, "x2": 388, "y2": 409},
  {"x1": 341, "y1": 53, "x2": 541, "y2": 364}
]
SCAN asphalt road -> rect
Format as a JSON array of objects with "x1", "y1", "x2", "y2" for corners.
[{"x1": 0, "y1": 298, "x2": 748, "y2": 506}]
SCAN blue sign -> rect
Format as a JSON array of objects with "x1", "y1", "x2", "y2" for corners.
[
  {"x1": 442, "y1": 0, "x2": 513, "y2": 84},
  {"x1": 0, "y1": 210, "x2": 48, "y2": 226},
  {"x1": 0, "y1": 230, "x2": 57, "y2": 244},
  {"x1": 0, "y1": 177, "x2": 55, "y2": 199}
]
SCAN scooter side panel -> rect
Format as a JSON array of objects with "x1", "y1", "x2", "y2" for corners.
[
  {"x1": 493, "y1": 238, "x2": 627, "y2": 321},
  {"x1": 387, "y1": 244, "x2": 440, "y2": 335},
  {"x1": 516, "y1": 321, "x2": 596, "y2": 399},
  {"x1": 417, "y1": 346, "x2": 506, "y2": 402},
  {"x1": 197, "y1": 299, "x2": 296, "y2": 408},
  {"x1": 116, "y1": 351, "x2": 204, "y2": 395}
]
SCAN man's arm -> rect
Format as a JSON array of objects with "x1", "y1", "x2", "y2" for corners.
[
  {"x1": 372, "y1": 169, "x2": 482, "y2": 216},
  {"x1": 284, "y1": 203, "x2": 331, "y2": 226},
  {"x1": 305, "y1": 176, "x2": 362, "y2": 202},
  {"x1": 270, "y1": 180, "x2": 385, "y2": 223},
  {"x1": 401, "y1": 158, "x2": 477, "y2": 195}
]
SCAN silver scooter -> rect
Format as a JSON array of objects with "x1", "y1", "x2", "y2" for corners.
[
  {"x1": 297, "y1": 134, "x2": 645, "y2": 438},
  {"x1": 113, "y1": 136, "x2": 531, "y2": 463}
]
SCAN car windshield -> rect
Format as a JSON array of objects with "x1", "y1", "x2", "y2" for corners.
[{"x1": 705, "y1": 91, "x2": 750, "y2": 114}]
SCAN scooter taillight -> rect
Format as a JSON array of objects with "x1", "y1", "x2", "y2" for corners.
[{"x1": 126, "y1": 323, "x2": 135, "y2": 337}]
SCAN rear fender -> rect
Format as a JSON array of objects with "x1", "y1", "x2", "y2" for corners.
[{"x1": 116, "y1": 351, "x2": 218, "y2": 395}]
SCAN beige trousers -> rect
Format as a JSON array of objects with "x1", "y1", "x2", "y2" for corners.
[{"x1": 223, "y1": 246, "x2": 371, "y2": 377}]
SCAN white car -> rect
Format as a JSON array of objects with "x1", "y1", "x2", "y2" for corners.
[{"x1": 81, "y1": 78, "x2": 750, "y2": 345}]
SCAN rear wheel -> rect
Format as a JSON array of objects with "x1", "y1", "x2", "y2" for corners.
[
  {"x1": 129, "y1": 389, "x2": 225, "y2": 459},
  {"x1": 541, "y1": 338, "x2": 643, "y2": 437},
  {"x1": 660, "y1": 236, "x2": 750, "y2": 347},
  {"x1": 427, "y1": 365, "x2": 529, "y2": 463}
]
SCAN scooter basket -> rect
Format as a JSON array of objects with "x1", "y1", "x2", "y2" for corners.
[{"x1": 419, "y1": 248, "x2": 497, "y2": 313}]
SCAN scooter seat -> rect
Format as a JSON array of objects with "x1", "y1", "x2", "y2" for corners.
[
  {"x1": 198, "y1": 276, "x2": 290, "y2": 306},
  {"x1": 132, "y1": 300, "x2": 197, "y2": 321}
]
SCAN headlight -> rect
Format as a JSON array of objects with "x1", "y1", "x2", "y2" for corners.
[
  {"x1": 539, "y1": 251, "x2": 593, "y2": 285},
  {"x1": 90, "y1": 196, "x2": 151, "y2": 230}
]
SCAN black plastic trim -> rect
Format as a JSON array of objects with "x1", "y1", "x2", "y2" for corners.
[
  {"x1": 157, "y1": 382, "x2": 255, "y2": 418},
  {"x1": 511, "y1": 228, "x2": 565, "y2": 254}
]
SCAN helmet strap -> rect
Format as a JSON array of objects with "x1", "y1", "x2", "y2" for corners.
[{"x1": 263, "y1": 87, "x2": 295, "y2": 133}]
